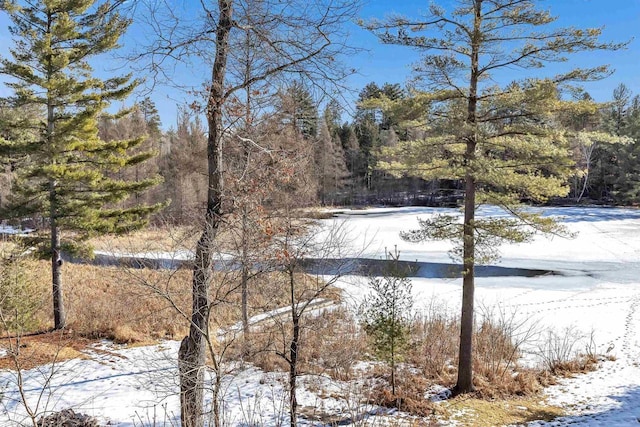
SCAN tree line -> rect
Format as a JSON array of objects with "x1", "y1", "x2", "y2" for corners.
[{"x1": 8, "y1": 78, "x2": 640, "y2": 222}]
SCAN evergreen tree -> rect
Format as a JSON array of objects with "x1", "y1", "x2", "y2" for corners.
[
  {"x1": 360, "y1": 247, "x2": 413, "y2": 398},
  {"x1": 606, "y1": 87, "x2": 640, "y2": 203},
  {"x1": 0, "y1": 0, "x2": 163, "y2": 330},
  {"x1": 279, "y1": 81, "x2": 318, "y2": 139},
  {"x1": 159, "y1": 107, "x2": 207, "y2": 222},
  {"x1": 363, "y1": 0, "x2": 624, "y2": 393},
  {"x1": 139, "y1": 96, "x2": 162, "y2": 137}
]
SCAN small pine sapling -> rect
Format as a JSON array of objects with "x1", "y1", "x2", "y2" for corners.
[{"x1": 360, "y1": 247, "x2": 413, "y2": 398}]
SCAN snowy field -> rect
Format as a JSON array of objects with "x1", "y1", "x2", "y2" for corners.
[{"x1": 2, "y1": 206, "x2": 640, "y2": 426}]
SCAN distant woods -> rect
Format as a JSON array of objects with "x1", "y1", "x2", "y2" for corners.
[
  {"x1": 3, "y1": 81, "x2": 640, "y2": 225},
  {"x1": 117, "y1": 82, "x2": 640, "y2": 214}
]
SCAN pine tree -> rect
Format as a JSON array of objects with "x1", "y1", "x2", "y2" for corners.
[
  {"x1": 279, "y1": 81, "x2": 318, "y2": 140},
  {"x1": 0, "y1": 0, "x2": 163, "y2": 330},
  {"x1": 363, "y1": 0, "x2": 624, "y2": 394},
  {"x1": 360, "y1": 247, "x2": 413, "y2": 398}
]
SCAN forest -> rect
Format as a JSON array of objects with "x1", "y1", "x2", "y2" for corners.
[{"x1": 6, "y1": 80, "x2": 640, "y2": 220}]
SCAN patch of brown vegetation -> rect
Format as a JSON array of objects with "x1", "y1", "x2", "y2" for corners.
[
  {"x1": 0, "y1": 330, "x2": 96, "y2": 370},
  {"x1": 371, "y1": 372, "x2": 436, "y2": 417},
  {"x1": 89, "y1": 224, "x2": 198, "y2": 254},
  {"x1": 440, "y1": 396, "x2": 565, "y2": 427},
  {"x1": 236, "y1": 304, "x2": 364, "y2": 378},
  {"x1": 11, "y1": 252, "x2": 341, "y2": 371}
]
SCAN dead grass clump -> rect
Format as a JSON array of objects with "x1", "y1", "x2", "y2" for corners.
[
  {"x1": 369, "y1": 370, "x2": 435, "y2": 417},
  {"x1": 300, "y1": 209, "x2": 337, "y2": 220},
  {"x1": 409, "y1": 310, "x2": 459, "y2": 381},
  {"x1": 20, "y1": 260, "x2": 192, "y2": 340},
  {"x1": 440, "y1": 396, "x2": 565, "y2": 427},
  {"x1": 536, "y1": 326, "x2": 601, "y2": 376},
  {"x1": 111, "y1": 325, "x2": 147, "y2": 345},
  {"x1": 234, "y1": 304, "x2": 366, "y2": 380},
  {"x1": 65, "y1": 264, "x2": 191, "y2": 340},
  {"x1": 472, "y1": 368, "x2": 543, "y2": 399},
  {"x1": 89, "y1": 223, "x2": 198, "y2": 254},
  {"x1": 297, "y1": 306, "x2": 368, "y2": 380},
  {"x1": 0, "y1": 331, "x2": 92, "y2": 370},
  {"x1": 407, "y1": 306, "x2": 555, "y2": 400},
  {"x1": 545, "y1": 353, "x2": 599, "y2": 377}
]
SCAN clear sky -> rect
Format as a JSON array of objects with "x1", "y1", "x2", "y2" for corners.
[{"x1": 0, "y1": 0, "x2": 638, "y2": 129}]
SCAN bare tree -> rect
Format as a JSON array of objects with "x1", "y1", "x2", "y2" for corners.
[
  {"x1": 269, "y1": 212, "x2": 355, "y2": 426},
  {"x1": 131, "y1": 1, "x2": 360, "y2": 425}
]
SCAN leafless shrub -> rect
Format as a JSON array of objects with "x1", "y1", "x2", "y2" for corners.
[
  {"x1": 535, "y1": 325, "x2": 600, "y2": 376},
  {"x1": 298, "y1": 306, "x2": 368, "y2": 381},
  {"x1": 409, "y1": 305, "x2": 459, "y2": 380}
]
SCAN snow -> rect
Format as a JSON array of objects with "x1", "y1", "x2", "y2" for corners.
[
  {"x1": 0, "y1": 223, "x2": 35, "y2": 236},
  {"x1": 2, "y1": 206, "x2": 640, "y2": 426}
]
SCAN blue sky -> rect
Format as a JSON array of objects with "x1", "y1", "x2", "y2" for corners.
[{"x1": 0, "y1": 0, "x2": 639, "y2": 129}]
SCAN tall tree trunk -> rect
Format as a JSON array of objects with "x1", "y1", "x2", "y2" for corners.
[
  {"x1": 390, "y1": 334, "x2": 396, "y2": 397},
  {"x1": 50, "y1": 202, "x2": 65, "y2": 330},
  {"x1": 289, "y1": 317, "x2": 299, "y2": 427},
  {"x1": 455, "y1": 0, "x2": 481, "y2": 395},
  {"x1": 577, "y1": 144, "x2": 595, "y2": 203},
  {"x1": 241, "y1": 206, "x2": 249, "y2": 334},
  {"x1": 47, "y1": 49, "x2": 65, "y2": 329},
  {"x1": 288, "y1": 270, "x2": 299, "y2": 427},
  {"x1": 178, "y1": 1, "x2": 233, "y2": 426}
]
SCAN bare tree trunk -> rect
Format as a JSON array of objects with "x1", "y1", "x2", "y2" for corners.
[
  {"x1": 457, "y1": 164, "x2": 476, "y2": 393},
  {"x1": 179, "y1": 2, "x2": 233, "y2": 426},
  {"x1": 50, "y1": 208, "x2": 65, "y2": 330},
  {"x1": 241, "y1": 206, "x2": 249, "y2": 334},
  {"x1": 48, "y1": 86, "x2": 65, "y2": 330},
  {"x1": 284, "y1": 268, "x2": 299, "y2": 427},
  {"x1": 455, "y1": 0, "x2": 481, "y2": 395},
  {"x1": 577, "y1": 144, "x2": 595, "y2": 203},
  {"x1": 289, "y1": 311, "x2": 299, "y2": 427}
]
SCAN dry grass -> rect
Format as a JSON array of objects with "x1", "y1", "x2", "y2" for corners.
[
  {"x1": 89, "y1": 224, "x2": 199, "y2": 254},
  {"x1": 238, "y1": 305, "x2": 365, "y2": 378},
  {"x1": 440, "y1": 396, "x2": 565, "y2": 426},
  {"x1": 24, "y1": 261, "x2": 193, "y2": 340},
  {"x1": 14, "y1": 256, "x2": 341, "y2": 350},
  {"x1": 0, "y1": 331, "x2": 92, "y2": 370},
  {"x1": 90, "y1": 210, "x2": 321, "y2": 255},
  {"x1": 370, "y1": 371, "x2": 436, "y2": 417},
  {"x1": 406, "y1": 307, "x2": 584, "y2": 399}
]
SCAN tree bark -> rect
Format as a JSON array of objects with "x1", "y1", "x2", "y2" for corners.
[
  {"x1": 289, "y1": 313, "x2": 299, "y2": 427},
  {"x1": 178, "y1": 2, "x2": 233, "y2": 427},
  {"x1": 285, "y1": 268, "x2": 299, "y2": 427},
  {"x1": 455, "y1": 0, "x2": 481, "y2": 395},
  {"x1": 47, "y1": 34, "x2": 65, "y2": 329},
  {"x1": 241, "y1": 206, "x2": 249, "y2": 334},
  {"x1": 50, "y1": 210, "x2": 65, "y2": 330}
]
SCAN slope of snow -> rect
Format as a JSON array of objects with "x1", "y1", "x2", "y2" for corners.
[{"x1": 1, "y1": 206, "x2": 640, "y2": 426}]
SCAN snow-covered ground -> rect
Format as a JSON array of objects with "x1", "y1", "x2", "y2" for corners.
[{"x1": 2, "y1": 206, "x2": 640, "y2": 426}]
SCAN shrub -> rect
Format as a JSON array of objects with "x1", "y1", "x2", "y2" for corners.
[{"x1": 535, "y1": 325, "x2": 599, "y2": 375}]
